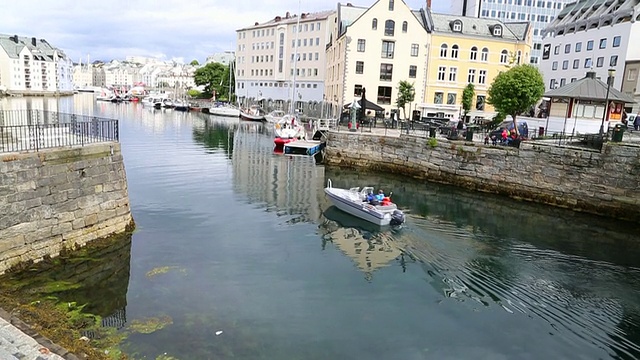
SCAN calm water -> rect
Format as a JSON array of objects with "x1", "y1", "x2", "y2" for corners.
[{"x1": 2, "y1": 94, "x2": 640, "y2": 359}]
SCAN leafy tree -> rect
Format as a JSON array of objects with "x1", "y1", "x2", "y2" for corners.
[
  {"x1": 190, "y1": 59, "x2": 199, "y2": 66},
  {"x1": 221, "y1": 62, "x2": 236, "y2": 102},
  {"x1": 187, "y1": 89, "x2": 201, "y2": 98},
  {"x1": 396, "y1": 80, "x2": 415, "y2": 120},
  {"x1": 194, "y1": 62, "x2": 227, "y2": 98},
  {"x1": 462, "y1": 83, "x2": 475, "y2": 123},
  {"x1": 487, "y1": 64, "x2": 544, "y2": 135}
]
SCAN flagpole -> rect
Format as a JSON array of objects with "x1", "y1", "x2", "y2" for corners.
[{"x1": 290, "y1": 0, "x2": 301, "y2": 115}]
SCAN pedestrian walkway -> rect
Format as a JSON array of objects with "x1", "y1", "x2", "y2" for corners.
[{"x1": 0, "y1": 308, "x2": 73, "y2": 360}]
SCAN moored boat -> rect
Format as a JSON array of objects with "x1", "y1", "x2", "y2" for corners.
[
  {"x1": 240, "y1": 105, "x2": 265, "y2": 121},
  {"x1": 210, "y1": 103, "x2": 241, "y2": 117},
  {"x1": 265, "y1": 110, "x2": 286, "y2": 123},
  {"x1": 274, "y1": 114, "x2": 305, "y2": 148},
  {"x1": 324, "y1": 179, "x2": 405, "y2": 226}
]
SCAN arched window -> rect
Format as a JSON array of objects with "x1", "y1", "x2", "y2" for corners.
[
  {"x1": 372, "y1": 18, "x2": 377, "y2": 30},
  {"x1": 516, "y1": 50, "x2": 522, "y2": 64},
  {"x1": 500, "y1": 49, "x2": 508, "y2": 63},
  {"x1": 402, "y1": 21, "x2": 408, "y2": 33},
  {"x1": 481, "y1": 47, "x2": 489, "y2": 61},
  {"x1": 451, "y1": 44, "x2": 459, "y2": 58},
  {"x1": 440, "y1": 44, "x2": 448, "y2": 57},
  {"x1": 470, "y1": 46, "x2": 478, "y2": 60},
  {"x1": 385, "y1": 20, "x2": 395, "y2": 36}
]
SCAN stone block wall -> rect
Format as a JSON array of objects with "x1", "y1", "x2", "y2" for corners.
[
  {"x1": 0, "y1": 143, "x2": 133, "y2": 274},
  {"x1": 325, "y1": 132, "x2": 640, "y2": 220}
]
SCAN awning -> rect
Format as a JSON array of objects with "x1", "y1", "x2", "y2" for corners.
[{"x1": 343, "y1": 98, "x2": 384, "y2": 112}]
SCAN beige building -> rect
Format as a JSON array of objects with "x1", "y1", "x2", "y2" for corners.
[
  {"x1": 325, "y1": 0, "x2": 430, "y2": 118},
  {"x1": 235, "y1": 10, "x2": 333, "y2": 111}
]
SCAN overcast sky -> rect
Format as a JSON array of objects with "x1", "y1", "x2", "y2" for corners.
[{"x1": 1, "y1": 0, "x2": 449, "y2": 64}]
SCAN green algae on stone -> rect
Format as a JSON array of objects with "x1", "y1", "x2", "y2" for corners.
[
  {"x1": 128, "y1": 315, "x2": 174, "y2": 334},
  {"x1": 156, "y1": 354, "x2": 180, "y2": 360}
]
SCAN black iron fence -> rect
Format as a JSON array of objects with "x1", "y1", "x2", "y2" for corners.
[{"x1": 0, "y1": 110, "x2": 119, "y2": 153}]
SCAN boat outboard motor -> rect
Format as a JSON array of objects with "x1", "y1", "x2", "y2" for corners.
[{"x1": 390, "y1": 210, "x2": 405, "y2": 225}]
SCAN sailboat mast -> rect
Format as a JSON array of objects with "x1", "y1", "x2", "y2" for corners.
[{"x1": 290, "y1": 0, "x2": 302, "y2": 114}]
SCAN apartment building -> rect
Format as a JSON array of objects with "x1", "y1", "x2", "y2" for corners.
[
  {"x1": 325, "y1": 0, "x2": 430, "y2": 117},
  {"x1": 206, "y1": 51, "x2": 235, "y2": 65},
  {"x1": 450, "y1": 0, "x2": 569, "y2": 64},
  {"x1": 0, "y1": 34, "x2": 74, "y2": 95},
  {"x1": 423, "y1": 15, "x2": 531, "y2": 119},
  {"x1": 235, "y1": 10, "x2": 333, "y2": 110},
  {"x1": 539, "y1": 0, "x2": 640, "y2": 110}
]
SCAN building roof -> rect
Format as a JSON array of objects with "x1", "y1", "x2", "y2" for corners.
[
  {"x1": 544, "y1": 71, "x2": 635, "y2": 102},
  {"x1": 544, "y1": 0, "x2": 637, "y2": 35},
  {"x1": 428, "y1": 13, "x2": 529, "y2": 41},
  {"x1": 236, "y1": 10, "x2": 334, "y2": 31},
  {"x1": 337, "y1": 1, "x2": 429, "y2": 37},
  {"x1": 0, "y1": 33, "x2": 62, "y2": 60}
]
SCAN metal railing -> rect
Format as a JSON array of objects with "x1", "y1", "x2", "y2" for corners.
[{"x1": 0, "y1": 110, "x2": 119, "y2": 153}]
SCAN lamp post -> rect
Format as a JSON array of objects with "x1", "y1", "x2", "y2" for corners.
[{"x1": 599, "y1": 68, "x2": 616, "y2": 136}]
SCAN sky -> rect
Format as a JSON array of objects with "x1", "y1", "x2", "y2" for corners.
[{"x1": 0, "y1": 0, "x2": 449, "y2": 64}]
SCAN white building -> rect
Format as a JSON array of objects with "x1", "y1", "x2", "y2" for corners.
[
  {"x1": 205, "y1": 51, "x2": 235, "y2": 65},
  {"x1": 0, "y1": 34, "x2": 74, "y2": 95},
  {"x1": 157, "y1": 64, "x2": 197, "y2": 89},
  {"x1": 325, "y1": 0, "x2": 430, "y2": 117},
  {"x1": 450, "y1": 0, "x2": 570, "y2": 64},
  {"x1": 539, "y1": 0, "x2": 640, "y2": 97},
  {"x1": 103, "y1": 61, "x2": 142, "y2": 88},
  {"x1": 235, "y1": 10, "x2": 333, "y2": 110}
]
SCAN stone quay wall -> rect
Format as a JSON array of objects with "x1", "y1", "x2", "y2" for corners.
[
  {"x1": 0, "y1": 143, "x2": 133, "y2": 274},
  {"x1": 325, "y1": 132, "x2": 640, "y2": 221}
]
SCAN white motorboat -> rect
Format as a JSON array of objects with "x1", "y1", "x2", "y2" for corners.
[
  {"x1": 264, "y1": 110, "x2": 286, "y2": 123},
  {"x1": 209, "y1": 103, "x2": 241, "y2": 117},
  {"x1": 240, "y1": 105, "x2": 266, "y2": 121},
  {"x1": 324, "y1": 179, "x2": 405, "y2": 226},
  {"x1": 274, "y1": 114, "x2": 306, "y2": 147}
]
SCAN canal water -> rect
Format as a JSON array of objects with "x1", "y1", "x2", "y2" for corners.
[{"x1": 2, "y1": 94, "x2": 640, "y2": 359}]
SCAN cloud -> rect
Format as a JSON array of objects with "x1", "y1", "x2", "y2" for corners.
[{"x1": 0, "y1": 0, "x2": 448, "y2": 63}]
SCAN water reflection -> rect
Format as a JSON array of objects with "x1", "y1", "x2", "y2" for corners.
[{"x1": 191, "y1": 115, "x2": 237, "y2": 158}]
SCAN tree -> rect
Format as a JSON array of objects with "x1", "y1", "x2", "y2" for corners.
[
  {"x1": 487, "y1": 64, "x2": 544, "y2": 135},
  {"x1": 190, "y1": 59, "x2": 199, "y2": 66},
  {"x1": 396, "y1": 80, "x2": 415, "y2": 120},
  {"x1": 194, "y1": 62, "x2": 227, "y2": 98},
  {"x1": 462, "y1": 83, "x2": 475, "y2": 123}
]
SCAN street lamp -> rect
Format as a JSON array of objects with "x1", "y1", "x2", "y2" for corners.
[{"x1": 599, "y1": 68, "x2": 616, "y2": 136}]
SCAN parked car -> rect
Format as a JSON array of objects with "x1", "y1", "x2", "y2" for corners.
[{"x1": 489, "y1": 120, "x2": 529, "y2": 139}]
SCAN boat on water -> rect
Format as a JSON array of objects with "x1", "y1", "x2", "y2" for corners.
[
  {"x1": 210, "y1": 103, "x2": 241, "y2": 117},
  {"x1": 240, "y1": 105, "x2": 265, "y2": 121},
  {"x1": 264, "y1": 110, "x2": 286, "y2": 123},
  {"x1": 274, "y1": 114, "x2": 306, "y2": 148},
  {"x1": 324, "y1": 179, "x2": 405, "y2": 226}
]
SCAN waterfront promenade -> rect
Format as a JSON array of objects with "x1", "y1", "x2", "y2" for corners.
[{"x1": 0, "y1": 308, "x2": 71, "y2": 360}]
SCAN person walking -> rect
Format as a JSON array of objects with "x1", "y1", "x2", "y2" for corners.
[{"x1": 634, "y1": 115, "x2": 640, "y2": 131}]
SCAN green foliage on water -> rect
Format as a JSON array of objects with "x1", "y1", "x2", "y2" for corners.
[
  {"x1": 128, "y1": 315, "x2": 174, "y2": 334},
  {"x1": 145, "y1": 266, "x2": 186, "y2": 278}
]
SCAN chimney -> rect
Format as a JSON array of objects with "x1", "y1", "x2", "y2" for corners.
[
  {"x1": 286, "y1": 11, "x2": 290, "y2": 18},
  {"x1": 13, "y1": 35, "x2": 18, "y2": 43},
  {"x1": 301, "y1": 13, "x2": 306, "y2": 19},
  {"x1": 275, "y1": 16, "x2": 281, "y2": 21},
  {"x1": 255, "y1": 22, "x2": 259, "y2": 26},
  {"x1": 585, "y1": 71, "x2": 596, "y2": 79},
  {"x1": 426, "y1": 0, "x2": 431, "y2": 8},
  {"x1": 31, "y1": 37, "x2": 36, "y2": 46}
]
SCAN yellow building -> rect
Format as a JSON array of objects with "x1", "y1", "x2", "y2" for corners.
[{"x1": 421, "y1": 14, "x2": 532, "y2": 121}]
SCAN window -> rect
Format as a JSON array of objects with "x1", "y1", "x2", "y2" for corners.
[
  {"x1": 584, "y1": 58, "x2": 592, "y2": 68},
  {"x1": 437, "y1": 66, "x2": 446, "y2": 81},
  {"x1": 440, "y1": 44, "x2": 448, "y2": 57},
  {"x1": 596, "y1": 57, "x2": 604, "y2": 67},
  {"x1": 554, "y1": 45, "x2": 560, "y2": 55},
  {"x1": 453, "y1": 21, "x2": 462, "y2": 32},
  {"x1": 402, "y1": 21, "x2": 408, "y2": 33},
  {"x1": 613, "y1": 36, "x2": 621, "y2": 47},
  {"x1": 449, "y1": 67, "x2": 457, "y2": 82},
  {"x1": 409, "y1": 65, "x2": 417, "y2": 78},
  {"x1": 411, "y1": 44, "x2": 419, "y2": 56},
  {"x1": 377, "y1": 86, "x2": 392, "y2": 104},
  {"x1": 388, "y1": 0, "x2": 394, "y2": 10},
  {"x1": 562, "y1": 60, "x2": 568, "y2": 70},
  {"x1": 560, "y1": 78, "x2": 566, "y2": 86},
  {"x1": 470, "y1": 46, "x2": 478, "y2": 60},
  {"x1": 550, "y1": 79, "x2": 557, "y2": 89},
  {"x1": 434, "y1": 92, "x2": 444, "y2": 104},
  {"x1": 357, "y1": 39, "x2": 366, "y2": 52},
  {"x1": 571, "y1": 78, "x2": 577, "y2": 82},
  {"x1": 356, "y1": 61, "x2": 364, "y2": 74},
  {"x1": 478, "y1": 70, "x2": 486, "y2": 84},
  {"x1": 493, "y1": 25, "x2": 502, "y2": 36},
  {"x1": 481, "y1": 48, "x2": 488, "y2": 61},
  {"x1": 552, "y1": 61, "x2": 558, "y2": 70},
  {"x1": 564, "y1": 44, "x2": 571, "y2": 53},
  {"x1": 381, "y1": 40, "x2": 395, "y2": 58},
  {"x1": 468, "y1": 69, "x2": 476, "y2": 83},
  {"x1": 610, "y1": 55, "x2": 618, "y2": 67},
  {"x1": 447, "y1": 93, "x2": 457, "y2": 105},
  {"x1": 500, "y1": 50, "x2": 508, "y2": 63},
  {"x1": 599, "y1": 38, "x2": 606, "y2": 49},
  {"x1": 372, "y1": 18, "x2": 378, "y2": 30},
  {"x1": 354, "y1": 84, "x2": 363, "y2": 96},
  {"x1": 572, "y1": 59, "x2": 579, "y2": 69},
  {"x1": 385, "y1": 20, "x2": 395, "y2": 36},
  {"x1": 451, "y1": 45, "x2": 459, "y2": 58},
  {"x1": 628, "y1": 68, "x2": 637, "y2": 81},
  {"x1": 476, "y1": 95, "x2": 485, "y2": 111},
  {"x1": 380, "y1": 63, "x2": 393, "y2": 81},
  {"x1": 586, "y1": 40, "x2": 594, "y2": 50},
  {"x1": 575, "y1": 42, "x2": 582, "y2": 52}
]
